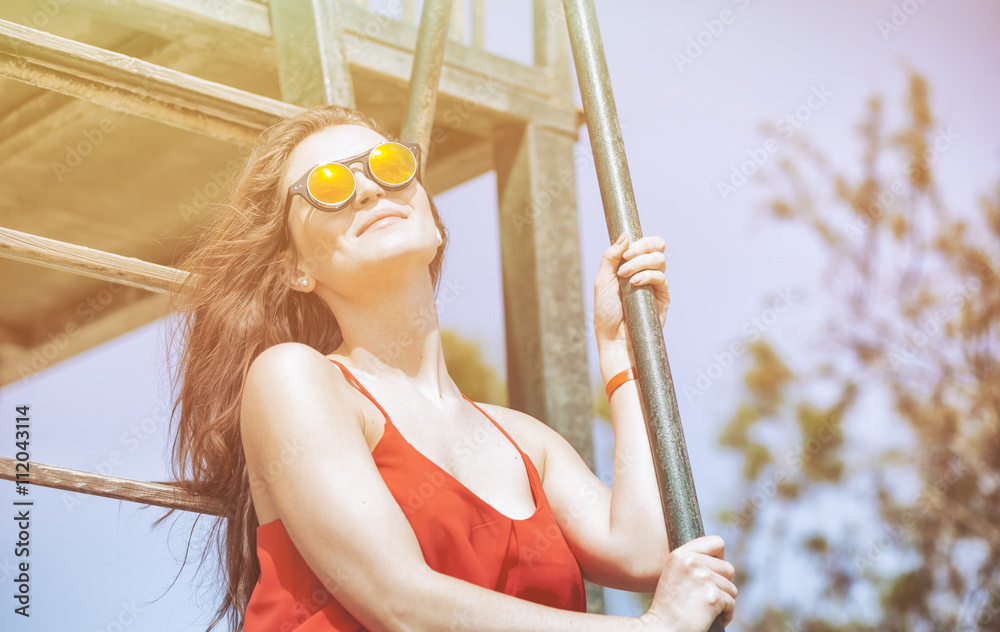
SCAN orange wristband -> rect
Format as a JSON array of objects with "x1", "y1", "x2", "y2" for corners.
[{"x1": 605, "y1": 367, "x2": 636, "y2": 399}]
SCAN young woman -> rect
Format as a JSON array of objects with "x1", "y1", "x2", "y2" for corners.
[{"x1": 167, "y1": 104, "x2": 736, "y2": 632}]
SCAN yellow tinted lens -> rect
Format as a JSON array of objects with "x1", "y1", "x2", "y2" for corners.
[
  {"x1": 308, "y1": 163, "x2": 355, "y2": 206},
  {"x1": 369, "y1": 143, "x2": 416, "y2": 186}
]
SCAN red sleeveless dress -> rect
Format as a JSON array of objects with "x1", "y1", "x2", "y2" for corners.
[{"x1": 243, "y1": 359, "x2": 587, "y2": 630}]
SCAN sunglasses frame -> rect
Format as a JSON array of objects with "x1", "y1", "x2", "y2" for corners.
[{"x1": 282, "y1": 141, "x2": 422, "y2": 246}]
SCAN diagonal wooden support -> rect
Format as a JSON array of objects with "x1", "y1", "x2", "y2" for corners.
[
  {"x1": 0, "y1": 19, "x2": 299, "y2": 145},
  {"x1": 0, "y1": 227, "x2": 187, "y2": 294},
  {"x1": 494, "y1": 120, "x2": 594, "y2": 470},
  {"x1": 401, "y1": 0, "x2": 453, "y2": 173},
  {"x1": 269, "y1": 0, "x2": 356, "y2": 107},
  {"x1": 0, "y1": 456, "x2": 227, "y2": 517}
]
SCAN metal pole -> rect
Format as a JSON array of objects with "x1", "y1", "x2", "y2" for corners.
[
  {"x1": 560, "y1": 1, "x2": 725, "y2": 630},
  {"x1": 400, "y1": 0, "x2": 454, "y2": 175}
]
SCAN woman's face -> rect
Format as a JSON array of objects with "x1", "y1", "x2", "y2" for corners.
[{"x1": 281, "y1": 124, "x2": 441, "y2": 295}]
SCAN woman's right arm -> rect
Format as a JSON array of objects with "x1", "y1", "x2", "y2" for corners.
[{"x1": 240, "y1": 343, "x2": 728, "y2": 632}]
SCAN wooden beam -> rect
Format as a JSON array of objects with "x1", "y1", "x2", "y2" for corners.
[
  {"x1": 494, "y1": 121, "x2": 593, "y2": 467},
  {"x1": 0, "y1": 456, "x2": 227, "y2": 517},
  {"x1": 0, "y1": 31, "x2": 220, "y2": 161},
  {"x1": 269, "y1": 0, "x2": 356, "y2": 107},
  {"x1": 0, "y1": 226, "x2": 187, "y2": 294},
  {"x1": 65, "y1": 0, "x2": 582, "y2": 135},
  {"x1": 534, "y1": 0, "x2": 574, "y2": 103},
  {"x1": 0, "y1": 19, "x2": 300, "y2": 145},
  {"x1": 424, "y1": 136, "x2": 493, "y2": 193}
]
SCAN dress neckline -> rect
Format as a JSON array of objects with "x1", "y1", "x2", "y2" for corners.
[{"x1": 328, "y1": 358, "x2": 543, "y2": 523}]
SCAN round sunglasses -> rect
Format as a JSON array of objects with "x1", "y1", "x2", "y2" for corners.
[{"x1": 282, "y1": 141, "x2": 422, "y2": 242}]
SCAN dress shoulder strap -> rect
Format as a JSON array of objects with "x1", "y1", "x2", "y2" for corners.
[
  {"x1": 461, "y1": 396, "x2": 527, "y2": 459},
  {"x1": 327, "y1": 358, "x2": 391, "y2": 424}
]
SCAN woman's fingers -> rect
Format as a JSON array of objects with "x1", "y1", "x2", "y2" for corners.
[
  {"x1": 622, "y1": 235, "x2": 666, "y2": 260},
  {"x1": 617, "y1": 251, "x2": 666, "y2": 279},
  {"x1": 596, "y1": 233, "x2": 630, "y2": 287},
  {"x1": 681, "y1": 534, "x2": 726, "y2": 558},
  {"x1": 701, "y1": 554, "x2": 736, "y2": 581},
  {"x1": 623, "y1": 268, "x2": 666, "y2": 288}
]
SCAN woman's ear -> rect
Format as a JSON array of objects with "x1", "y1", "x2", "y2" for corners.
[
  {"x1": 281, "y1": 249, "x2": 315, "y2": 293},
  {"x1": 436, "y1": 229, "x2": 443, "y2": 247}
]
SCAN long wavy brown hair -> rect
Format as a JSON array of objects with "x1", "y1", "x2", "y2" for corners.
[{"x1": 162, "y1": 104, "x2": 449, "y2": 631}]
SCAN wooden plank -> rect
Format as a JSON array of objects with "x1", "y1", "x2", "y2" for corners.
[
  {"x1": 0, "y1": 456, "x2": 227, "y2": 516},
  {"x1": 0, "y1": 32, "x2": 215, "y2": 162},
  {"x1": 471, "y1": 0, "x2": 484, "y2": 48},
  {"x1": 0, "y1": 19, "x2": 301, "y2": 145},
  {"x1": 0, "y1": 226, "x2": 188, "y2": 293},
  {"x1": 449, "y1": 0, "x2": 464, "y2": 42},
  {"x1": 67, "y1": 0, "x2": 582, "y2": 135},
  {"x1": 401, "y1": 0, "x2": 454, "y2": 173},
  {"x1": 533, "y1": 0, "x2": 574, "y2": 103},
  {"x1": 494, "y1": 121, "x2": 593, "y2": 467},
  {"x1": 424, "y1": 137, "x2": 493, "y2": 193},
  {"x1": 270, "y1": 0, "x2": 356, "y2": 107}
]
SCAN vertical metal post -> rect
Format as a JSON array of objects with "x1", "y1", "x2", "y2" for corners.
[
  {"x1": 269, "y1": 0, "x2": 356, "y2": 107},
  {"x1": 560, "y1": 1, "x2": 725, "y2": 630},
  {"x1": 400, "y1": 0, "x2": 454, "y2": 175}
]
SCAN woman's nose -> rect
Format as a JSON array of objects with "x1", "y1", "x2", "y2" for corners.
[{"x1": 351, "y1": 165, "x2": 385, "y2": 207}]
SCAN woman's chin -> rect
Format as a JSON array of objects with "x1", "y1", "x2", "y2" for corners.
[{"x1": 348, "y1": 237, "x2": 438, "y2": 275}]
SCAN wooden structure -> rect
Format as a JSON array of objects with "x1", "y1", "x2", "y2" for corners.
[{"x1": 0, "y1": 0, "x2": 603, "y2": 615}]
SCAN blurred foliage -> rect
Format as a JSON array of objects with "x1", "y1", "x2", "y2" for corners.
[
  {"x1": 441, "y1": 329, "x2": 508, "y2": 406},
  {"x1": 720, "y1": 72, "x2": 1000, "y2": 630}
]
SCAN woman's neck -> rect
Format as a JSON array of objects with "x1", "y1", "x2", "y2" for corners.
[{"x1": 322, "y1": 270, "x2": 459, "y2": 401}]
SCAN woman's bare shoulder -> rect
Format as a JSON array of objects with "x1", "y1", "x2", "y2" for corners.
[
  {"x1": 247, "y1": 341, "x2": 329, "y2": 375},
  {"x1": 240, "y1": 343, "x2": 363, "y2": 449}
]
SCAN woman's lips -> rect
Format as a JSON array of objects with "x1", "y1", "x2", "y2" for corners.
[{"x1": 359, "y1": 214, "x2": 404, "y2": 234}]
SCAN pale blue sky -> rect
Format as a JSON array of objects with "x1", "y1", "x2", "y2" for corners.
[{"x1": 2, "y1": 0, "x2": 998, "y2": 629}]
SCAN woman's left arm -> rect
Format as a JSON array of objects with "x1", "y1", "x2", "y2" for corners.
[{"x1": 495, "y1": 234, "x2": 672, "y2": 593}]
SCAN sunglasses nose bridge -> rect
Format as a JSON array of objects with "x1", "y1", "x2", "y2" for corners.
[{"x1": 350, "y1": 163, "x2": 387, "y2": 205}]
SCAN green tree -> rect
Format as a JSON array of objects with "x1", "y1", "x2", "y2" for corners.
[{"x1": 719, "y1": 72, "x2": 1000, "y2": 631}]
